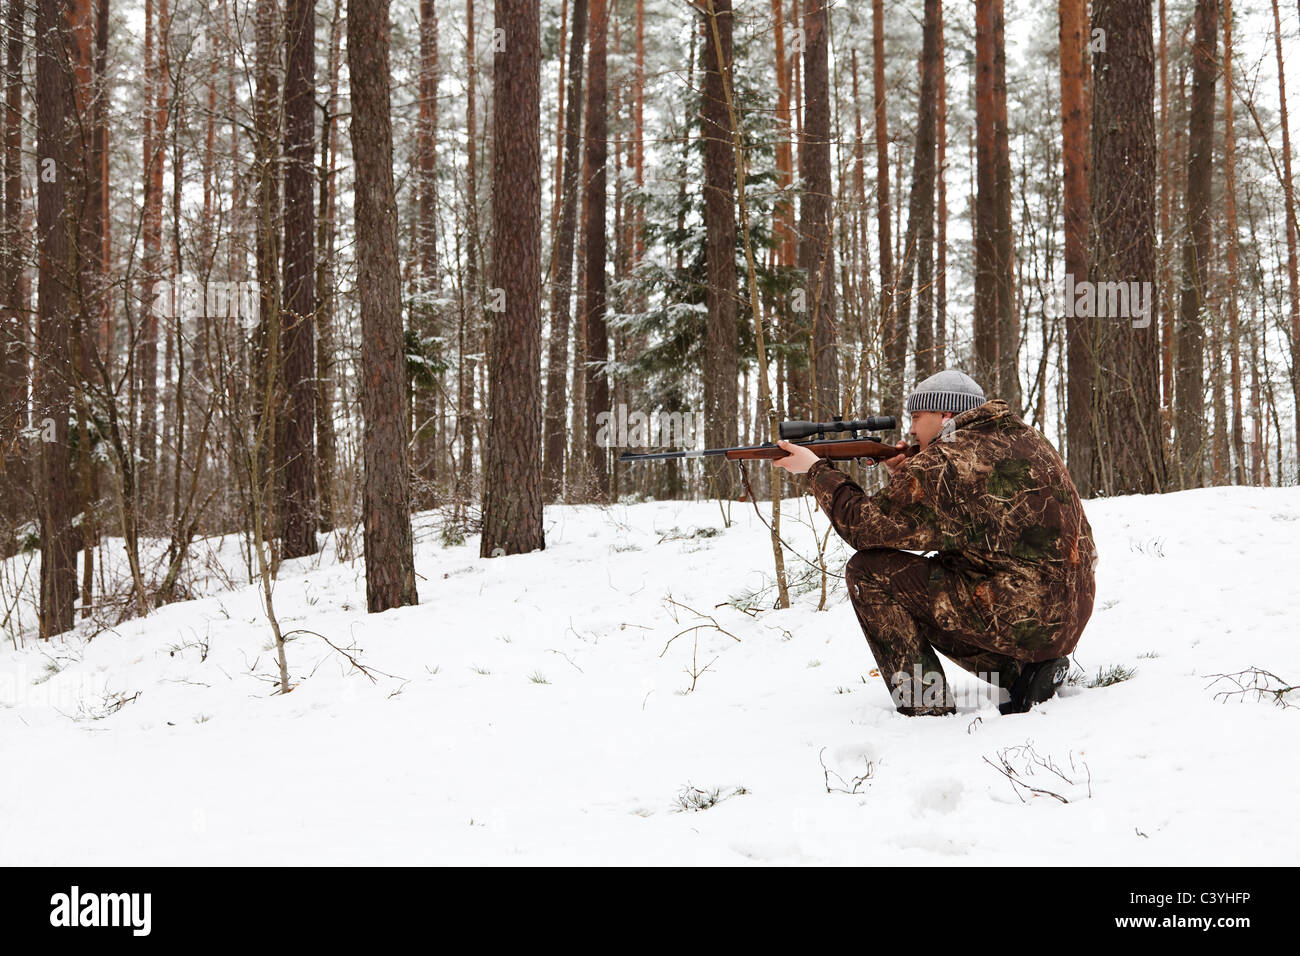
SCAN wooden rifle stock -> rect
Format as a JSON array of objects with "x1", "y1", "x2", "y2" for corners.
[{"x1": 724, "y1": 439, "x2": 921, "y2": 462}]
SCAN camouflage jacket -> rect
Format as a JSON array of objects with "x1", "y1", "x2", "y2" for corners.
[{"x1": 805, "y1": 399, "x2": 1097, "y2": 657}]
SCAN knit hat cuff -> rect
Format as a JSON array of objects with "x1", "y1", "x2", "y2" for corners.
[{"x1": 905, "y1": 390, "x2": 985, "y2": 414}]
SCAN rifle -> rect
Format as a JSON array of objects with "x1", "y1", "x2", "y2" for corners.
[{"x1": 616, "y1": 416, "x2": 921, "y2": 464}]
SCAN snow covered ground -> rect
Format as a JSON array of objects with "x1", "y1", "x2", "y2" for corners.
[{"x1": 2, "y1": 484, "x2": 1297, "y2": 865}]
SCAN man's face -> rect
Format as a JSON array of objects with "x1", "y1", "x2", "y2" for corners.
[{"x1": 909, "y1": 410, "x2": 952, "y2": 449}]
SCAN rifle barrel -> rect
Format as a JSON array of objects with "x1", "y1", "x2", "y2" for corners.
[{"x1": 617, "y1": 438, "x2": 918, "y2": 463}]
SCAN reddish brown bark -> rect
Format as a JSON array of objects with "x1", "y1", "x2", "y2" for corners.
[
  {"x1": 1061, "y1": 0, "x2": 1093, "y2": 494},
  {"x1": 990, "y1": 0, "x2": 1017, "y2": 411},
  {"x1": 1, "y1": 0, "x2": 26, "y2": 534},
  {"x1": 1223, "y1": 0, "x2": 1245, "y2": 483},
  {"x1": 459, "y1": 0, "x2": 480, "y2": 500},
  {"x1": 543, "y1": 0, "x2": 587, "y2": 499},
  {"x1": 348, "y1": 0, "x2": 418, "y2": 610},
  {"x1": 280, "y1": 0, "x2": 318, "y2": 557},
  {"x1": 413, "y1": 0, "x2": 438, "y2": 490},
  {"x1": 1090, "y1": 0, "x2": 1165, "y2": 494},
  {"x1": 871, "y1": 0, "x2": 893, "y2": 416},
  {"x1": 935, "y1": 2, "x2": 947, "y2": 367},
  {"x1": 1271, "y1": 0, "x2": 1300, "y2": 470},
  {"x1": 1175, "y1": 0, "x2": 1217, "y2": 488},
  {"x1": 482, "y1": 0, "x2": 544, "y2": 555},
  {"x1": 771, "y1": 0, "x2": 795, "y2": 267},
  {"x1": 139, "y1": 0, "x2": 168, "y2": 506},
  {"x1": 701, "y1": 0, "x2": 739, "y2": 495},
  {"x1": 799, "y1": 0, "x2": 838, "y2": 419},
  {"x1": 973, "y1": 0, "x2": 998, "y2": 392},
  {"x1": 34, "y1": 0, "x2": 78, "y2": 635},
  {"x1": 907, "y1": 0, "x2": 941, "y2": 383},
  {"x1": 581, "y1": 0, "x2": 609, "y2": 499}
]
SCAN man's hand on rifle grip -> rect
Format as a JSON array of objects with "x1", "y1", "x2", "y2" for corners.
[{"x1": 883, "y1": 440, "x2": 910, "y2": 477}]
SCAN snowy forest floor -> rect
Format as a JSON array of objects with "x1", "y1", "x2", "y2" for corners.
[{"x1": 2, "y1": 484, "x2": 1298, "y2": 865}]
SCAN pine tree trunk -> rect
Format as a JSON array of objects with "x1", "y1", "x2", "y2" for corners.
[
  {"x1": 140, "y1": 0, "x2": 167, "y2": 512},
  {"x1": 910, "y1": 0, "x2": 941, "y2": 382},
  {"x1": 1222, "y1": 0, "x2": 1245, "y2": 484},
  {"x1": 70, "y1": 0, "x2": 104, "y2": 616},
  {"x1": 1271, "y1": 0, "x2": 1300, "y2": 475},
  {"x1": 872, "y1": 0, "x2": 894, "y2": 417},
  {"x1": 413, "y1": 0, "x2": 437, "y2": 498},
  {"x1": 543, "y1": 0, "x2": 586, "y2": 501},
  {"x1": 850, "y1": 46, "x2": 871, "y2": 413},
  {"x1": 1175, "y1": 0, "x2": 1217, "y2": 489},
  {"x1": 1158, "y1": 0, "x2": 1173, "y2": 410},
  {"x1": 348, "y1": 0, "x2": 418, "y2": 611},
  {"x1": 253, "y1": 0, "x2": 282, "y2": 551},
  {"x1": 1, "y1": 0, "x2": 26, "y2": 542},
  {"x1": 935, "y1": 2, "x2": 947, "y2": 369},
  {"x1": 459, "y1": 0, "x2": 479, "y2": 503},
  {"x1": 701, "y1": 0, "x2": 739, "y2": 497},
  {"x1": 800, "y1": 0, "x2": 838, "y2": 419},
  {"x1": 482, "y1": 0, "x2": 544, "y2": 555},
  {"x1": 1090, "y1": 0, "x2": 1165, "y2": 494},
  {"x1": 281, "y1": 0, "x2": 318, "y2": 557},
  {"x1": 771, "y1": 0, "x2": 795, "y2": 269},
  {"x1": 34, "y1": 0, "x2": 78, "y2": 636},
  {"x1": 582, "y1": 0, "x2": 610, "y2": 500},
  {"x1": 990, "y1": 0, "x2": 1018, "y2": 410},
  {"x1": 1060, "y1": 0, "x2": 1093, "y2": 495},
  {"x1": 973, "y1": 0, "x2": 998, "y2": 394},
  {"x1": 316, "y1": 0, "x2": 344, "y2": 526}
]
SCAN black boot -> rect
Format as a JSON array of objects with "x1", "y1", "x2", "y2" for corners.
[{"x1": 999, "y1": 657, "x2": 1069, "y2": 715}]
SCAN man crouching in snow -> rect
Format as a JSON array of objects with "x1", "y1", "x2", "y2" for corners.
[{"x1": 773, "y1": 370, "x2": 1097, "y2": 716}]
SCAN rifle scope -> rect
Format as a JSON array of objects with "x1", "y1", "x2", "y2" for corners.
[{"x1": 779, "y1": 416, "x2": 896, "y2": 440}]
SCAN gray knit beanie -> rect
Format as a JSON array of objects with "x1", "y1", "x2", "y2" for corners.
[{"x1": 905, "y1": 369, "x2": 986, "y2": 414}]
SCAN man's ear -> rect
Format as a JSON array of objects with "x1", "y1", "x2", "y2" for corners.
[{"x1": 939, "y1": 413, "x2": 958, "y2": 442}]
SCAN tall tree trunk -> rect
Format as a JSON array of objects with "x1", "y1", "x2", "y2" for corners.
[
  {"x1": 1, "y1": 0, "x2": 26, "y2": 540},
  {"x1": 850, "y1": 46, "x2": 869, "y2": 409},
  {"x1": 482, "y1": 0, "x2": 544, "y2": 555},
  {"x1": 990, "y1": 0, "x2": 1017, "y2": 410},
  {"x1": 771, "y1": 0, "x2": 795, "y2": 268},
  {"x1": 280, "y1": 0, "x2": 318, "y2": 557},
  {"x1": 348, "y1": 0, "x2": 418, "y2": 611},
  {"x1": 413, "y1": 0, "x2": 438, "y2": 497},
  {"x1": 140, "y1": 0, "x2": 167, "y2": 512},
  {"x1": 700, "y1": 0, "x2": 738, "y2": 497},
  {"x1": 543, "y1": 0, "x2": 586, "y2": 500},
  {"x1": 871, "y1": 0, "x2": 894, "y2": 417},
  {"x1": 316, "y1": 0, "x2": 343, "y2": 527},
  {"x1": 634, "y1": 0, "x2": 644, "y2": 267},
  {"x1": 973, "y1": 0, "x2": 998, "y2": 394},
  {"x1": 799, "y1": 0, "x2": 838, "y2": 419},
  {"x1": 459, "y1": 0, "x2": 479, "y2": 503},
  {"x1": 1158, "y1": 0, "x2": 1173, "y2": 410},
  {"x1": 935, "y1": 1, "x2": 947, "y2": 369},
  {"x1": 552, "y1": 0, "x2": 568, "y2": 242},
  {"x1": 909, "y1": 0, "x2": 941, "y2": 383},
  {"x1": 1060, "y1": 0, "x2": 1093, "y2": 494},
  {"x1": 34, "y1": 0, "x2": 78, "y2": 636},
  {"x1": 1272, "y1": 0, "x2": 1300, "y2": 473},
  {"x1": 1222, "y1": 0, "x2": 1245, "y2": 484},
  {"x1": 1175, "y1": 0, "x2": 1217, "y2": 489},
  {"x1": 581, "y1": 0, "x2": 609, "y2": 500},
  {"x1": 1090, "y1": 0, "x2": 1165, "y2": 495},
  {"x1": 253, "y1": 0, "x2": 282, "y2": 551},
  {"x1": 70, "y1": 0, "x2": 105, "y2": 617}
]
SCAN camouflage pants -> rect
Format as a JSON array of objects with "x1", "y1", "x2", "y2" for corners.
[{"x1": 845, "y1": 548, "x2": 1037, "y2": 716}]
